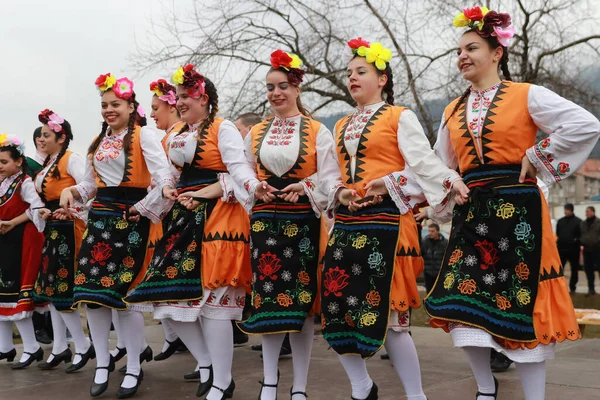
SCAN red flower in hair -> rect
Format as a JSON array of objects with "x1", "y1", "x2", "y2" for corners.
[
  {"x1": 270, "y1": 50, "x2": 293, "y2": 70},
  {"x1": 183, "y1": 64, "x2": 194, "y2": 72},
  {"x1": 463, "y1": 7, "x2": 484, "y2": 21},
  {"x1": 347, "y1": 37, "x2": 370, "y2": 50},
  {"x1": 38, "y1": 109, "x2": 53, "y2": 124},
  {"x1": 483, "y1": 11, "x2": 511, "y2": 28},
  {"x1": 95, "y1": 73, "x2": 110, "y2": 88},
  {"x1": 149, "y1": 81, "x2": 159, "y2": 91}
]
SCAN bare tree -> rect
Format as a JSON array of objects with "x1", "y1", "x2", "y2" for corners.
[{"x1": 132, "y1": 0, "x2": 600, "y2": 141}]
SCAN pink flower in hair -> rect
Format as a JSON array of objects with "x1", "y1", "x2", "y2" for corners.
[
  {"x1": 48, "y1": 113, "x2": 65, "y2": 133},
  {"x1": 492, "y1": 25, "x2": 515, "y2": 47},
  {"x1": 137, "y1": 105, "x2": 146, "y2": 118},
  {"x1": 113, "y1": 77, "x2": 134, "y2": 100},
  {"x1": 159, "y1": 90, "x2": 177, "y2": 105}
]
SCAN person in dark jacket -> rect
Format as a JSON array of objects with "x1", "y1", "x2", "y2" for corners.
[
  {"x1": 422, "y1": 223, "x2": 448, "y2": 293},
  {"x1": 556, "y1": 203, "x2": 582, "y2": 292},
  {"x1": 581, "y1": 206, "x2": 600, "y2": 295}
]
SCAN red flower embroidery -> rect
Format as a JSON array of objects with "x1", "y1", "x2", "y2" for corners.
[
  {"x1": 323, "y1": 266, "x2": 350, "y2": 297},
  {"x1": 257, "y1": 252, "x2": 282, "y2": 280},
  {"x1": 219, "y1": 295, "x2": 230, "y2": 306},
  {"x1": 397, "y1": 176, "x2": 408, "y2": 186},
  {"x1": 540, "y1": 138, "x2": 550, "y2": 149},
  {"x1": 42, "y1": 255, "x2": 50, "y2": 274},
  {"x1": 206, "y1": 292, "x2": 216, "y2": 304},
  {"x1": 165, "y1": 233, "x2": 180, "y2": 254},
  {"x1": 557, "y1": 162, "x2": 570, "y2": 175},
  {"x1": 474, "y1": 240, "x2": 499, "y2": 270},
  {"x1": 90, "y1": 242, "x2": 112, "y2": 266}
]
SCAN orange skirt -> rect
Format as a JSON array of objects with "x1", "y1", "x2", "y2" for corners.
[{"x1": 391, "y1": 212, "x2": 424, "y2": 312}]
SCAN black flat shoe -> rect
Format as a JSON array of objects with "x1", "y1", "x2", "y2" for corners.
[
  {"x1": 113, "y1": 346, "x2": 127, "y2": 362},
  {"x1": 90, "y1": 357, "x2": 116, "y2": 398},
  {"x1": 211, "y1": 379, "x2": 235, "y2": 400},
  {"x1": 119, "y1": 346, "x2": 153, "y2": 374},
  {"x1": 38, "y1": 348, "x2": 72, "y2": 370},
  {"x1": 0, "y1": 348, "x2": 16, "y2": 362},
  {"x1": 12, "y1": 347, "x2": 44, "y2": 370},
  {"x1": 185, "y1": 370, "x2": 200, "y2": 380},
  {"x1": 290, "y1": 386, "x2": 308, "y2": 398},
  {"x1": 154, "y1": 338, "x2": 183, "y2": 361},
  {"x1": 66, "y1": 345, "x2": 96, "y2": 373},
  {"x1": 196, "y1": 366, "x2": 213, "y2": 397},
  {"x1": 258, "y1": 370, "x2": 279, "y2": 400},
  {"x1": 351, "y1": 382, "x2": 378, "y2": 400},
  {"x1": 116, "y1": 369, "x2": 144, "y2": 399},
  {"x1": 476, "y1": 376, "x2": 499, "y2": 399}
]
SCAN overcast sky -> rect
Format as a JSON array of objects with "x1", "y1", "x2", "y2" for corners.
[{"x1": 0, "y1": 0, "x2": 185, "y2": 157}]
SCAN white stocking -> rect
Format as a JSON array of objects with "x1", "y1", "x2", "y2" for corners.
[
  {"x1": 161, "y1": 318, "x2": 178, "y2": 352},
  {"x1": 118, "y1": 310, "x2": 145, "y2": 389},
  {"x1": 338, "y1": 354, "x2": 373, "y2": 399},
  {"x1": 86, "y1": 306, "x2": 112, "y2": 384},
  {"x1": 110, "y1": 308, "x2": 126, "y2": 357},
  {"x1": 169, "y1": 319, "x2": 212, "y2": 383},
  {"x1": 0, "y1": 321, "x2": 14, "y2": 353},
  {"x1": 289, "y1": 318, "x2": 314, "y2": 399},
  {"x1": 516, "y1": 361, "x2": 546, "y2": 400},
  {"x1": 260, "y1": 333, "x2": 285, "y2": 400},
  {"x1": 383, "y1": 331, "x2": 426, "y2": 399},
  {"x1": 202, "y1": 317, "x2": 234, "y2": 400},
  {"x1": 60, "y1": 308, "x2": 91, "y2": 364},
  {"x1": 48, "y1": 305, "x2": 69, "y2": 362},
  {"x1": 14, "y1": 317, "x2": 39, "y2": 362},
  {"x1": 462, "y1": 346, "x2": 495, "y2": 399}
]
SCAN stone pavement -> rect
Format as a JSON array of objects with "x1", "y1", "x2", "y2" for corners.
[{"x1": 1, "y1": 324, "x2": 599, "y2": 400}]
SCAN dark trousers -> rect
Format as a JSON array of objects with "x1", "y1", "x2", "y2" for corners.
[
  {"x1": 559, "y1": 248, "x2": 580, "y2": 292},
  {"x1": 424, "y1": 271, "x2": 439, "y2": 294},
  {"x1": 583, "y1": 250, "x2": 600, "y2": 293}
]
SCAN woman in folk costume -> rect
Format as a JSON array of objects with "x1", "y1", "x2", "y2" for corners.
[
  {"x1": 321, "y1": 38, "x2": 469, "y2": 400},
  {"x1": 32, "y1": 109, "x2": 95, "y2": 373},
  {"x1": 59, "y1": 73, "x2": 175, "y2": 398},
  {"x1": 0, "y1": 134, "x2": 46, "y2": 369},
  {"x1": 125, "y1": 64, "x2": 256, "y2": 400},
  {"x1": 236, "y1": 50, "x2": 340, "y2": 400},
  {"x1": 424, "y1": 6, "x2": 600, "y2": 400}
]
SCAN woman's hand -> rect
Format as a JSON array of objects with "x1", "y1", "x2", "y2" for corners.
[
  {"x1": 0, "y1": 220, "x2": 15, "y2": 235},
  {"x1": 414, "y1": 208, "x2": 428, "y2": 222},
  {"x1": 279, "y1": 183, "x2": 305, "y2": 203},
  {"x1": 39, "y1": 208, "x2": 52, "y2": 221},
  {"x1": 254, "y1": 181, "x2": 278, "y2": 203},
  {"x1": 52, "y1": 208, "x2": 73, "y2": 221},
  {"x1": 337, "y1": 188, "x2": 381, "y2": 212},
  {"x1": 60, "y1": 188, "x2": 75, "y2": 212},
  {"x1": 162, "y1": 186, "x2": 178, "y2": 200},
  {"x1": 519, "y1": 155, "x2": 537, "y2": 183},
  {"x1": 364, "y1": 178, "x2": 387, "y2": 197},
  {"x1": 452, "y1": 180, "x2": 470, "y2": 206},
  {"x1": 124, "y1": 206, "x2": 141, "y2": 222}
]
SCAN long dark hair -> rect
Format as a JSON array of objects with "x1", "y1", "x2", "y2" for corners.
[
  {"x1": 0, "y1": 146, "x2": 27, "y2": 176},
  {"x1": 88, "y1": 91, "x2": 146, "y2": 155},
  {"x1": 197, "y1": 77, "x2": 219, "y2": 135},
  {"x1": 444, "y1": 30, "x2": 512, "y2": 127}
]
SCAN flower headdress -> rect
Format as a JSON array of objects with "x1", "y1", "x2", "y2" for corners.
[
  {"x1": 150, "y1": 79, "x2": 177, "y2": 105},
  {"x1": 95, "y1": 73, "x2": 135, "y2": 100},
  {"x1": 172, "y1": 64, "x2": 206, "y2": 99},
  {"x1": 453, "y1": 6, "x2": 515, "y2": 47},
  {"x1": 269, "y1": 50, "x2": 305, "y2": 85},
  {"x1": 344, "y1": 38, "x2": 393, "y2": 71},
  {"x1": 38, "y1": 109, "x2": 65, "y2": 134},
  {"x1": 0, "y1": 133, "x2": 25, "y2": 155}
]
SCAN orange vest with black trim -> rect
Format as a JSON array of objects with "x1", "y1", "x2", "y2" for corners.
[
  {"x1": 444, "y1": 81, "x2": 538, "y2": 174},
  {"x1": 184, "y1": 118, "x2": 228, "y2": 172},
  {"x1": 38, "y1": 151, "x2": 77, "y2": 201},
  {"x1": 162, "y1": 121, "x2": 186, "y2": 153},
  {"x1": 334, "y1": 104, "x2": 407, "y2": 196},
  {"x1": 92, "y1": 125, "x2": 152, "y2": 189},
  {"x1": 250, "y1": 116, "x2": 320, "y2": 180}
]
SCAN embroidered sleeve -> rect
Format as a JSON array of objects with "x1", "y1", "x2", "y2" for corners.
[
  {"x1": 396, "y1": 110, "x2": 462, "y2": 207},
  {"x1": 73, "y1": 156, "x2": 97, "y2": 204},
  {"x1": 381, "y1": 168, "x2": 427, "y2": 214},
  {"x1": 525, "y1": 85, "x2": 600, "y2": 186},
  {"x1": 21, "y1": 177, "x2": 46, "y2": 232},
  {"x1": 218, "y1": 172, "x2": 237, "y2": 203},
  {"x1": 66, "y1": 153, "x2": 91, "y2": 223}
]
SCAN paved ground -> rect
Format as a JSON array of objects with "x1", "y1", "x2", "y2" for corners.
[{"x1": 2, "y1": 323, "x2": 599, "y2": 400}]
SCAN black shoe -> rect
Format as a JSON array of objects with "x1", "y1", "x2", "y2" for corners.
[
  {"x1": 90, "y1": 356, "x2": 116, "y2": 397},
  {"x1": 35, "y1": 329, "x2": 52, "y2": 345},
  {"x1": 38, "y1": 348, "x2": 72, "y2": 370},
  {"x1": 12, "y1": 347, "x2": 44, "y2": 370},
  {"x1": 0, "y1": 348, "x2": 16, "y2": 362},
  {"x1": 184, "y1": 370, "x2": 200, "y2": 381},
  {"x1": 351, "y1": 382, "x2": 378, "y2": 400},
  {"x1": 210, "y1": 379, "x2": 235, "y2": 400},
  {"x1": 154, "y1": 338, "x2": 183, "y2": 361},
  {"x1": 113, "y1": 346, "x2": 127, "y2": 362},
  {"x1": 251, "y1": 344, "x2": 262, "y2": 351},
  {"x1": 257, "y1": 370, "x2": 279, "y2": 400},
  {"x1": 196, "y1": 366, "x2": 213, "y2": 397},
  {"x1": 585, "y1": 290, "x2": 597, "y2": 297},
  {"x1": 476, "y1": 376, "x2": 498, "y2": 399},
  {"x1": 116, "y1": 370, "x2": 144, "y2": 399},
  {"x1": 290, "y1": 386, "x2": 308, "y2": 398},
  {"x1": 490, "y1": 354, "x2": 512, "y2": 373},
  {"x1": 119, "y1": 346, "x2": 152, "y2": 374},
  {"x1": 66, "y1": 345, "x2": 96, "y2": 373},
  {"x1": 380, "y1": 353, "x2": 390, "y2": 360}
]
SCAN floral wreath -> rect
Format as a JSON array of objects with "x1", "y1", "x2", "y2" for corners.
[
  {"x1": 150, "y1": 79, "x2": 177, "y2": 105},
  {"x1": 95, "y1": 73, "x2": 135, "y2": 100},
  {"x1": 172, "y1": 64, "x2": 206, "y2": 99},
  {"x1": 453, "y1": 6, "x2": 515, "y2": 47},
  {"x1": 270, "y1": 50, "x2": 305, "y2": 85},
  {"x1": 0, "y1": 133, "x2": 25, "y2": 155},
  {"x1": 343, "y1": 38, "x2": 393, "y2": 71},
  {"x1": 38, "y1": 109, "x2": 65, "y2": 134}
]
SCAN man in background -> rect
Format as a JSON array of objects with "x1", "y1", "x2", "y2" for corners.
[
  {"x1": 421, "y1": 223, "x2": 448, "y2": 294},
  {"x1": 234, "y1": 112, "x2": 262, "y2": 139},
  {"x1": 556, "y1": 203, "x2": 582, "y2": 293},
  {"x1": 581, "y1": 206, "x2": 600, "y2": 296}
]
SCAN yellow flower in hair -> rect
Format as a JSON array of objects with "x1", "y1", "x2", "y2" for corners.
[
  {"x1": 173, "y1": 67, "x2": 185, "y2": 85},
  {"x1": 0, "y1": 133, "x2": 7, "y2": 145},
  {"x1": 289, "y1": 54, "x2": 302, "y2": 69},
  {"x1": 453, "y1": 12, "x2": 470, "y2": 27},
  {"x1": 103, "y1": 75, "x2": 116, "y2": 91},
  {"x1": 356, "y1": 46, "x2": 369, "y2": 57},
  {"x1": 481, "y1": 7, "x2": 490, "y2": 15},
  {"x1": 364, "y1": 42, "x2": 392, "y2": 71}
]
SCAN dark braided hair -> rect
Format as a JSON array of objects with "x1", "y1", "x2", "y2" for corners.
[
  {"x1": 88, "y1": 91, "x2": 146, "y2": 155},
  {"x1": 197, "y1": 77, "x2": 219, "y2": 135},
  {"x1": 381, "y1": 63, "x2": 395, "y2": 105},
  {"x1": 43, "y1": 120, "x2": 74, "y2": 179},
  {"x1": 443, "y1": 30, "x2": 512, "y2": 127}
]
